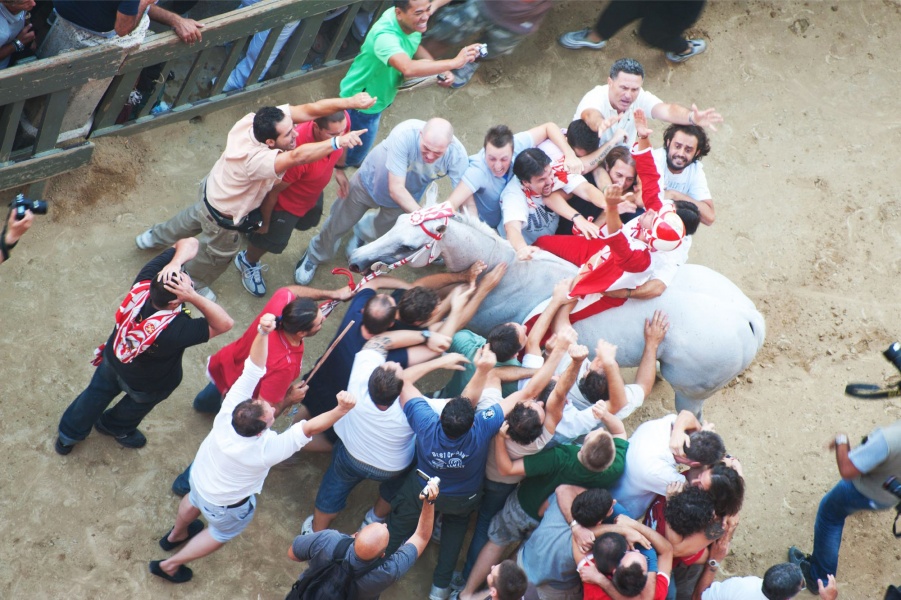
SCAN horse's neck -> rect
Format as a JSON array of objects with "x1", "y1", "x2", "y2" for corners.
[{"x1": 441, "y1": 220, "x2": 513, "y2": 271}]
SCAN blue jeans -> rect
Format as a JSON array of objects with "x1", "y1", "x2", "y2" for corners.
[
  {"x1": 314, "y1": 439, "x2": 410, "y2": 514},
  {"x1": 462, "y1": 479, "x2": 517, "y2": 578},
  {"x1": 809, "y1": 479, "x2": 893, "y2": 581},
  {"x1": 192, "y1": 381, "x2": 223, "y2": 413},
  {"x1": 58, "y1": 359, "x2": 172, "y2": 445},
  {"x1": 344, "y1": 109, "x2": 382, "y2": 167}
]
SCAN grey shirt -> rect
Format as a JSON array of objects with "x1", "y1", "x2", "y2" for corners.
[
  {"x1": 358, "y1": 119, "x2": 468, "y2": 208},
  {"x1": 518, "y1": 493, "x2": 580, "y2": 590},
  {"x1": 291, "y1": 530, "x2": 419, "y2": 600},
  {"x1": 461, "y1": 130, "x2": 534, "y2": 228}
]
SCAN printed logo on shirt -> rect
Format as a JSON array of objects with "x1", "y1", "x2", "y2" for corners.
[
  {"x1": 429, "y1": 451, "x2": 469, "y2": 470},
  {"x1": 482, "y1": 408, "x2": 496, "y2": 420}
]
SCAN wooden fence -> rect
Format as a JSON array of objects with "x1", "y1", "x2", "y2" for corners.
[{"x1": 0, "y1": 0, "x2": 386, "y2": 194}]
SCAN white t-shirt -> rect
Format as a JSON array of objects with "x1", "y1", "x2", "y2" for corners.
[
  {"x1": 609, "y1": 413, "x2": 686, "y2": 518},
  {"x1": 701, "y1": 576, "x2": 767, "y2": 600},
  {"x1": 499, "y1": 139, "x2": 586, "y2": 243},
  {"x1": 573, "y1": 85, "x2": 663, "y2": 147},
  {"x1": 334, "y1": 349, "x2": 416, "y2": 472},
  {"x1": 652, "y1": 147, "x2": 711, "y2": 201},
  {"x1": 191, "y1": 358, "x2": 313, "y2": 506}
]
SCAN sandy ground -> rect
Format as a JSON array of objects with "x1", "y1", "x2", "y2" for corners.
[{"x1": 2, "y1": 1, "x2": 900, "y2": 597}]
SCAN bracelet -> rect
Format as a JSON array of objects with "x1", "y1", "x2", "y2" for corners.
[
  {"x1": 835, "y1": 434, "x2": 849, "y2": 446},
  {"x1": 0, "y1": 232, "x2": 16, "y2": 261},
  {"x1": 13, "y1": 39, "x2": 25, "y2": 53},
  {"x1": 627, "y1": 289, "x2": 632, "y2": 299},
  {"x1": 257, "y1": 324, "x2": 270, "y2": 336},
  {"x1": 331, "y1": 136, "x2": 340, "y2": 151},
  {"x1": 571, "y1": 212, "x2": 582, "y2": 221},
  {"x1": 688, "y1": 112, "x2": 696, "y2": 125}
]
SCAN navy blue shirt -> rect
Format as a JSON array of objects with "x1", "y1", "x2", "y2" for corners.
[
  {"x1": 403, "y1": 397, "x2": 504, "y2": 496},
  {"x1": 54, "y1": 1, "x2": 141, "y2": 33}
]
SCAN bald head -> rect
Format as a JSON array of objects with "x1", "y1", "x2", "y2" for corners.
[
  {"x1": 354, "y1": 523, "x2": 389, "y2": 561},
  {"x1": 420, "y1": 118, "x2": 454, "y2": 163}
]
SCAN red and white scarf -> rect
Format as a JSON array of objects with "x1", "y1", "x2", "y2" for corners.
[{"x1": 92, "y1": 281, "x2": 181, "y2": 366}]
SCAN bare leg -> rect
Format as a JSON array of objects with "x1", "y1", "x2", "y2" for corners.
[
  {"x1": 159, "y1": 530, "x2": 224, "y2": 575},
  {"x1": 291, "y1": 403, "x2": 311, "y2": 424},
  {"x1": 373, "y1": 495, "x2": 392, "y2": 519},
  {"x1": 244, "y1": 243, "x2": 266, "y2": 264},
  {"x1": 300, "y1": 433, "x2": 334, "y2": 453},
  {"x1": 166, "y1": 494, "x2": 201, "y2": 545},
  {"x1": 459, "y1": 540, "x2": 506, "y2": 599},
  {"x1": 312, "y1": 507, "x2": 338, "y2": 531}
]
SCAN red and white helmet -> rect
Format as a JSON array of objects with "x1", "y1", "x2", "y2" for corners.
[{"x1": 645, "y1": 205, "x2": 685, "y2": 252}]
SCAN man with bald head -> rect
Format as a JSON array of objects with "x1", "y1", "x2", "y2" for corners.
[
  {"x1": 296, "y1": 118, "x2": 467, "y2": 284},
  {"x1": 287, "y1": 478, "x2": 439, "y2": 598}
]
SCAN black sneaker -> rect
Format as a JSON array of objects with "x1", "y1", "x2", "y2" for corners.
[
  {"x1": 54, "y1": 436, "x2": 74, "y2": 456},
  {"x1": 94, "y1": 421, "x2": 147, "y2": 448},
  {"x1": 788, "y1": 546, "x2": 818, "y2": 594}
]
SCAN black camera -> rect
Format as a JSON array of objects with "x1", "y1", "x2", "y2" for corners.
[
  {"x1": 12, "y1": 193, "x2": 48, "y2": 220},
  {"x1": 885, "y1": 342, "x2": 901, "y2": 375},
  {"x1": 885, "y1": 476, "x2": 901, "y2": 500}
]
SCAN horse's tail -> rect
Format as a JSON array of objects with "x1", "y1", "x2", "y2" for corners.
[{"x1": 747, "y1": 307, "x2": 766, "y2": 351}]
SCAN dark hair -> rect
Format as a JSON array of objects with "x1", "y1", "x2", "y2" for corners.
[
  {"x1": 232, "y1": 399, "x2": 267, "y2": 437},
  {"x1": 512, "y1": 148, "x2": 551, "y2": 183},
  {"x1": 578, "y1": 367, "x2": 609, "y2": 402},
  {"x1": 253, "y1": 106, "x2": 287, "y2": 143},
  {"x1": 592, "y1": 532, "x2": 627, "y2": 575},
  {"x1": 537, "y1": 380, "x2": 556, "y2": 404},
  {"x1": 662, "y1": 123, "x2": 711, "y2": 159},
  {"x1": 149, "y1": 272, "x2": 178, "y2": 308},
  {"x1": 494, "y1": 560, "x2": 528, "y2": 600},
  {"x1": 368, "y1": 366, "x2": 403, "y2": 407},
  {"x1": 398, "y1": 286, "x2": 438, "y2": 325},
  {"x1": 581, "y1": 431, "x2": 616, "y2": 471},
  {"x1": 362, "y1": 294, "x2": 397, "y2": 335},
  {"x1": 613, "y1": 563, "x2": 648, "y2": 597},
  {"x1": 566, "y1": 119, "x2": 598, "y2": 154},
  {"x1": 484, "y1": 125, "x2": 514, "y2": 150},
  {"x1": 610, "y1": 58, "x2": 644, "y2": 80},
  {"x1": 762, "y1": 563, "x2": 805, "y2": 600},
  {"x1": 673, "y1": 200, "x2": 701, "y2": 236},
  {"x1": 571, "y1": 488, "x2": 613, "y2": 527},
  {"x1": 487, "y1": 323, "x2": 523, "y2": 362},
  {"x1": 440, "y1": 397, "x2": 475, "y2": 439},
  {"x1": 708, "y1": 462, "x2": 745, "y2": 517},
  {"x1": 684, "y1": 430, "x2": 726, "y2": 466},
  {"x1": 664, "y1": 486, "x2": 716, "y2": 537},
  {"x1": 506, "y1": 403, "x2": 544, "y2": 445},
  {"x1": 279, "y1": 297, "x2": 320, "y2": 334},
  {"x1": 604, "y1": 145, "x2": 636, "y2": 172},
  {"x1": 313, "y1": 110, "x2": 347, "y2": 130}
]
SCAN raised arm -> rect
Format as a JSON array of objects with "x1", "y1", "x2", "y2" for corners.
[
  {"x1": 163, "y1": 270, "x2": 234, "y2": 339},
  {"x1": 592, "y1": 400, "x2": 626, "y2": 439},
  {"x1": 404, "y1": 478, "x2": 440, "y2": 556},
  {"x1": 460, "y1": 345, "x2": 497, "y2": 407},
  {"x1": 526, "y1": 122, "x2": 583, "y2": 175},
  {"x1": 390, "y1": 43, "x2": 482, "y2": 79},
  {"x1": 504, "y1": 328, "x2": 577, "y2": 413},
  {"x1": 276, "y1": 129, "x2": 367, "y2": 175},
  {"x1": 399, "y1": 353, "x2": 469, "y2": 406},
  {"x1": 634, "y1": 311, "x2": 668, "y2": 396},
  {"x1": 301, "y1": 390, "x2": 356, "y2": 437},
  {"x1": 650, "y1": 102, "x2": 723, "y2": 132},
  {"x1": 594, "y1": 340, "x2": 628, "y2": 415},
  {"x1": 440, "y1": 262, "x2": 508, "y2": 331},
  {"x1": 249, "y1": 313, "x2": 275, "y2": 367},
  {"x1": 288, "y1": 93, "x2": 376, "y2": 123},
  {"x1": 544, "y1": 191, "x2": 602, "y2": 240},
  {"x1": 545, "y1": 344, "x2": 588, "y2": 433},
  {"x1": 524, "y1": 278, "x2": 574, "y2": 356}
]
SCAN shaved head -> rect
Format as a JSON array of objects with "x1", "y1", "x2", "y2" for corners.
[
  {"x1": 419, "y1": 118, "x2": 454, "y2": 164},
  {"x1": 354, "y1": 523, "x2": 389, "y2": 561}
]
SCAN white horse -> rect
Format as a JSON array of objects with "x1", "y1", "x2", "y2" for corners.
[{"x1": 348, "y1": 212, "x2": 765, "y2": 417}]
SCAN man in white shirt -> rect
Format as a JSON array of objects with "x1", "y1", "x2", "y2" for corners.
[
  {"x1": 573, "y1": 58, "x2": 722, "y2": 148},
  {"x1": 700, "y1": 563, "x2": 838, "y2": 600},
  {"x1": 652, "y1": 123, "x2": 715, "y2": 226},
  {"x1": 149, "y1": 313, "x2": 356, "y2": 584}
]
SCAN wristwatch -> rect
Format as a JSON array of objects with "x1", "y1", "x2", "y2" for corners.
[
  {"x1": 421, "y1": 330, "x2": 431, "y2": 341},
  {"x1": 13, "y1": 39, "x2": 25, "y2": 53},
  {"x1": 707, "y1": 559, "x2": 720, "y2": 571},
  {"x1": 835, "y1": 434, "x2": 849, "y2": 446},
  {"x1": 569, "y1": 519, "x2": 579, "y2": 529}
]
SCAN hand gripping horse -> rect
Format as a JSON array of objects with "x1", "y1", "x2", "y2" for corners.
[{"x1": 348, "y1": 207, "x2": 765, "y2": 418}]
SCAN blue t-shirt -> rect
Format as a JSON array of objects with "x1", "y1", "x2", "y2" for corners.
[
  {"x1": 55, "y1": 0, "x2": 140, "y2": 33},
  {"x1": 461, "y1": 130, "x2": 534, "y2": 228},
  {"x1": 606, "y1": 503, "x2": 659, "y2": 573},
  {"x1": 403, "y1": 397, "x2": 504, "y2": 496}
]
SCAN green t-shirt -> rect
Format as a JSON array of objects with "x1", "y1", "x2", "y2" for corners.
[
  {"x1": 440, "y1": 330, "x2": 520, "y2": 399},
  {"x1": 339, "y1": 9, "x2": 421, "y2": 114},
  {"x1": 518, "y1": 437, "x2": 629, "y2": 520}
]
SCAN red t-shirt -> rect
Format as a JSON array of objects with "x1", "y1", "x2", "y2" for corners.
[
  {"x1": 273, "y1": 113, "x2": 351, "y2": 216},
  {"x1": 582, "y1": 572, "x2": 670, "y2": 600},
  {"x1": 207, "y1": 288, "x2": 305, "y2": 404}
]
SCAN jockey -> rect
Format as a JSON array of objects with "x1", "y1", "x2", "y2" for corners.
[{"x1": 534, "y1": 110, "x2": 685, "y2": 324}]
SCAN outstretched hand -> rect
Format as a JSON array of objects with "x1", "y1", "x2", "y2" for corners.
[
  {"x1": 690, "y1": 103, "x2": 724, "y2": 131},
  {"x1": 644, "y1": 310, "x2": 670, "y2": 345},
  {"x1": 634, "y1": 109, "x2": 653, "y2": 139},
  {"x1": 337, "y1": 129, "x2": 369, "y2": 149},
  {"x1": 604, "y1": 183, "x2": 624, "y2": 207}
]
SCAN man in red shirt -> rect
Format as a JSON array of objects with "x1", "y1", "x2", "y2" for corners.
[{"x1": 234, "y1": 111, "x2": 352, "y2": 297}]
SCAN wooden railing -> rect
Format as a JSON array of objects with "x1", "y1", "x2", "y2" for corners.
[{"x1": 0, "y1": 0, "x2": 386, "y2": 193}]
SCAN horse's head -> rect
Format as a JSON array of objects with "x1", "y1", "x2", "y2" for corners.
[{"x1": 348, "y1": 204, "x2": 451, "y2": 273}]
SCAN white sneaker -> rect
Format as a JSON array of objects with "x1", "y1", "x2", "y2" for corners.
[
  {"x1": 301, "y1": 514, "x2": 314, "y2": 536},
  {"x1": 135, "y1": 229, "x2": 156, "y2": 250},
  {"x1": 429, "y1": 584, "x2": 451, "y2": 600},
  {"x1": 234, "y1": 250, "x2": 269, "y2": 297},
  {"x1": 666, "y1": 39, "x2": 708, "y2": 63},
  {"x1": 558, "y1": 28, "x2": 607, "y2": 50},
  {"x1": 358, "y1": 507, "x2": 386, "y2": 532},
  {"x1": 195, "y1": 287, "x2": 217, "y2": 303},
  {"x1": 294, "y1": 251, "x2": 318, "y2": 285}
]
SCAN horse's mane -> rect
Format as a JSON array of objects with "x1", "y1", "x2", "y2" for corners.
[{"x1": 453, "y1": 209, "x2": 505, "y2": 241}]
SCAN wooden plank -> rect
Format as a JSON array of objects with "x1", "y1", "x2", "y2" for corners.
[
  {"x1": 33, "y1": 90, "x2": 71, "y2": 153},
  {"x1": 0, "y1": 143, "x2": 94, "y2": 191},
  {"x1": 93, "y1": 71, "x2": 142, "y2": 131},
  {"x1": 244, "y1": 25, "x2": 286, "y2": 87},
  {"x1": 323, "y1": 3, "x2": 361, "y2": 63},
  {"x1": 0, "y1": 44, "x2": 124, "y2": 102},
  {"x1": 173, "y1": 49, "x2": 213, "y2": 107},
  {"x1": 0, "y1": 100, "x2": 25, "y2": 163},
  {"x1": 270, "y1": 13, "x2": 326, "y2": 77},
  {"x1": 211, "y1": 39, "x2": 248, "y2": 96}
]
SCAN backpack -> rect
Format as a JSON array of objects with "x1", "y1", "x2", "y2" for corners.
[{"x1": 286, "y1": 537, "x2": 386, "y2": 600}]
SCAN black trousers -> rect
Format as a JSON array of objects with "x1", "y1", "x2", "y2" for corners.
[{"x1": 594, "y1": 1, "x2": 706, "y2": 54}]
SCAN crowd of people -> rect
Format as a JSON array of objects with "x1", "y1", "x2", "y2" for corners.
[{"x1": 6, "y1": 1, "x2": 892, "y2": 599}]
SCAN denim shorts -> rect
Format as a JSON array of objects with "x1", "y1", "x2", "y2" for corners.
[
  {"x1": 189, "y1": 487, "x2": 257, "y2": 543},
  {"x1": 314, "y1": 440, "x2": 410, "y2": 514},
  {"x1": 488, "y1": 490, "x2": 539, "y2": 545}
]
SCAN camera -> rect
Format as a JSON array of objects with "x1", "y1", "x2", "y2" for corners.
[
  {"x1": 885, "y1": 342, "x2": 901, "y2": 374},
  {"x1": 11, "y1": 193, "x2": 48, "y2": 220},
  {"x1": 885, "y1": 476, "x2": 901, "y2": 500},
  {"x1": 477, "y1": 43, "x2": 488, "y2": 59}
]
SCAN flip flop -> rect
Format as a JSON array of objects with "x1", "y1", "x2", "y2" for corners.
[
  {"x1": 159, "y1": 520, "x2": 204, "y2": 551},
  {"x1": 149, "y1": 560, "x2": 193, "y2": 584}
]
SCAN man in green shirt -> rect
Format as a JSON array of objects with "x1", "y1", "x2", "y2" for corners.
[
  {"x1": 439, "y1": 326, "x2": 527, "y2": 398},
  {"x1": 339, "y1": 0, "x2": 484, "y2": 167}
]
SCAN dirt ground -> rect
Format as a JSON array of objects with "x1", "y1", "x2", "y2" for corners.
[{"x1": 2, "y1": 1, "x2": 900, "y2": 597}]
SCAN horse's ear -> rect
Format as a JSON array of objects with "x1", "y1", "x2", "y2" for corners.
[{"x1": 435, "y1": 223, "x2": 447, "y2": 234}]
